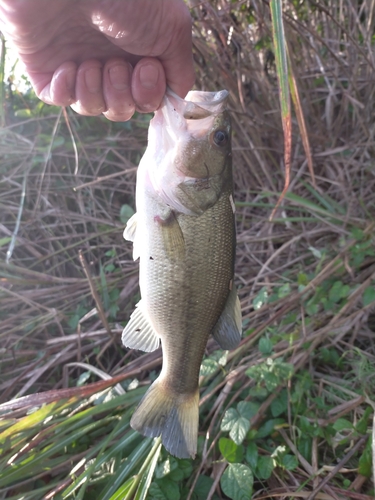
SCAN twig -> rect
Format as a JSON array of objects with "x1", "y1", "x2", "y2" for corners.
[
  {"x1": 306, "y1": 436, "x2": 368, "y2": 500},
  {"x1": 78, "y1": 249, "x2": 114, "y2": 342}
]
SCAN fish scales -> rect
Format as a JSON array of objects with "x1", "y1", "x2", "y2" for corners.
[
  {"x1": 122, "y1": 89, "x2": 242, "y2": 458},
  {"x1": 144, "y1": 191, "x2": 235, "y2": 395}
]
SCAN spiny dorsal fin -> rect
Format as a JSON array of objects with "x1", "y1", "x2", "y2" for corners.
[
  {"x1": 212, "y1": 282, "x2": 242, "y2": 350},
  {"x1": 122, "y1": 300, "x2": 160, "y2": 352}
]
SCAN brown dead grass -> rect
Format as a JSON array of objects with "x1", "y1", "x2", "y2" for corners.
[{"x1": 1, "y1": 0, "x2": 375, "y2": 496}]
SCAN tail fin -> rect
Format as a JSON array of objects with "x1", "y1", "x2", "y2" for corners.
[{"x1": 130, "y1": 378, "x2": 199, "y2": 459}]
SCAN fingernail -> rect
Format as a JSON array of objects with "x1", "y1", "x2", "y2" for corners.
[
  {"x1": 85, "y1": 67, "x2": 101, "y2": 93},
  {"x1": 39, "y1": 85, "x2": 52, "y2": 104},
  {"x1": 109, "y1": 64, "x2": 129, "y2": 91},
  {"x1": 139, "y1": 63, "x2": 159, "y2": 89}
]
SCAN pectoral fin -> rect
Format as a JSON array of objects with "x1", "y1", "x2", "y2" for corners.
[
  {"x1": 123, "y1": 213, "x2": 140, "y2": 260},
  {"x1": 212, "y1": 283, "x2": 242, "y2": 349},
  {"x1": 155, "y1": 210, "x2": 185, "y2": 261},
  {"x1": 122, "y1": 300, "x2": 160, "y2": 352}
]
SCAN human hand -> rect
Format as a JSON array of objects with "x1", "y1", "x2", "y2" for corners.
[{"x1": 0, "y1": 0, "x2": 194, "y2": 121}]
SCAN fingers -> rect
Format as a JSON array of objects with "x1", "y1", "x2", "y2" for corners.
[
  {"x1": 35, "y1": 61, "x2": 77, "y2": 106},
  {"x1": 102, "y1": 59, "x2": 135, "y2": 121},
  {"x1": 70, "y1": 60, "x2": 106, "y2": 116},
  {"x1": 158, "y1": 0, "x2": 195, "y2": 99},
  {"x1": 131, "y1": 58, "x2": 166, "y2": 113},
  {"x1": 36, "y1": 57, "x2": 167, "y2": 120}
]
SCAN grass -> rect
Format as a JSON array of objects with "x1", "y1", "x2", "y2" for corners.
[{"x1": 1, "y1": 0, "x2": 375, "y2": 498}]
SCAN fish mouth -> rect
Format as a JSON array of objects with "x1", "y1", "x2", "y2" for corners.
[
  {"x1": 157, "y1": 88, "x2": 229, "y2": 143},
  {"x1": 166, "y1": 87, "x2": 229, "y2": 119}
]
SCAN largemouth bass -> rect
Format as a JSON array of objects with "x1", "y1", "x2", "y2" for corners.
[{"x1": 122, "y1": 89, "x2": 242, "y2": 458}]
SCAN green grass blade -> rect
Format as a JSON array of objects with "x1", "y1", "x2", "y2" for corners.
[
  {"x1": 124, "y1": 437, "x2": 162, "y2": 500},
  {"x1": 0, "y1": 399, "x2": 75, "y2": 449},
  {"x1": 132, "y1": 438, "x2": 162, "y2": 500},
  {"x1": 270, "y1": 0, "x2": 289, "y2": 122},
  {"x1": 61, "y1": 415, "x2": 133, "y2": 498},
  {"x1": 100, "y1": 438, "x2": 153, "y2": 500},
  {"x1": 269, "y1": 0, "x2": 292, "y2": 217},
  {"x1": 108, "y1": 477, "x2": 135, "y2": 500}
]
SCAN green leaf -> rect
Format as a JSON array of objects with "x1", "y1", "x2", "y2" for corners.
[
  {"x1": 298, "y1": 415, "x2": 313, "y2": 434},
  {"x1": 15, "y1": 108, "x2": 32, "y2": 117},
  {"x1": 220, "y1": 463, "x2": 253, "y2": 500},
  {"x1": 277, "y1": 283, "x2": 291, "y2": 298},
  {"x1": 298, "y1": 437, "x2": 312, "y2": 462},
  {"x1": 333, "y1": 418, "x2": 354, "y2": 432},
  {"x1": 245, "y1": 442, "x2": 258, "y2": 470},
  {"x1": 248, "y1": 386, "x2": 269, "y2": 398},
  {"x1": 363, "y1": 285, "x2": 375, "y2": 306},
  {"x1": 270, "y1": 393, "x2": 287, "y2": 417},
  {"x1": 255, "y1": 418, "x2": 285, "y2": 439},
  {"x1": 221, "y1": 403, "x2": 254, "y2": 445},
  {"x1": 221, "y1": 408, "x2": 238, "y2": 432},
  {"x1": 358, "y1": 441, "x2": 372, "y2": 477},
  {"x1": 264, "y1": 371, "x2": 279, "y2": 391},
  {"x1": 193, "y1": 476, "x2": 215, "y2": 500},
  {"x1": 169, "y1": 468, "x2": 183, "y2": 482},
  {"x1": 200, "y1": 358, "x2": 219, "y2": 377},
  {"x1": 355, "y1": 406, "x2": 372, "y2": 434},
  {"x1": 210, "y1": 349, "x2": 229, "y2": 365},
  {"x1": 281, "y1": 454, "x2": 298, "y2": 470},
  {"x1": 329, "y1": 281, "x2": 345, "y2": 303},
  {"x1": 120, "y1": 204, "x2": 135, "y2": 224},
  {"x1": 155, "y1": 457, "x2": 178, "y2": 479},
  {"x1": 157, "y1": 477, "x2": 180, "y2": 500},
  {"x1": 297, "y1": 273, "x2": 308, "y2": 286},
  {"x1": 230, "y1": 417, "x2": 249, "y2": 445},
  {"x1": 256, "y1": 455, "x2": 275, "y2": 479},
  {"x1": 259, "y1": 337, "x2": 273, "y2": 355},
  {"x1": 173, "y1": 459, "x2": 192, "y2": 480},
  {"x1": 76, "y1": 371, "x2": 91, "y2": 387},
  {"x1": 219, "y1": 438, "x2": 244, "y2": 463},
  {"x1": 351, "y1": 227, "x2": 365, "y2": 241},
  {"x1": 149, "y1": 483, "x2": 166, "y2": 500},
  {"x1": 237, "y1": 401, "x2": 259, "y2": 420}
]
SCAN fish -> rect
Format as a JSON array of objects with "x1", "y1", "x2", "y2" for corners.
[{"x1": 122, "y1": 88, "x2": 242, "y2": 459}]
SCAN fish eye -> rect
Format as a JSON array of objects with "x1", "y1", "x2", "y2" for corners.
[{"x1": 212, "y1": 129, "x2": 228, "y2": 147}]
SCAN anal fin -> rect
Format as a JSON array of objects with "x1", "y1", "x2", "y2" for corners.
[
  {"x1": 122, "y1": 300, "x2": 160, "y2": 352},
  {"x1": 212, "y1": 283, "x2": 242, "y2": 350}
]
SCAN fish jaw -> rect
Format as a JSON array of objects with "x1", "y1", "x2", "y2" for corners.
[{"x1": 146, "y1": 91, "x2": 232, "y2": 215}]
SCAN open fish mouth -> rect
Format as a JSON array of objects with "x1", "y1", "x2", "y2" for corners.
[
  {"x1": 154, "y1": 88, "x2": 229, "y2": 149},
  {"x1": 166, "y1": 87, "x2": 229, "y2": 119}
]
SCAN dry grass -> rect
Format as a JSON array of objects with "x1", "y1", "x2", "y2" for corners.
[{"x1": 1, "y1": 0, "x2": 375, "y2": 498}]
